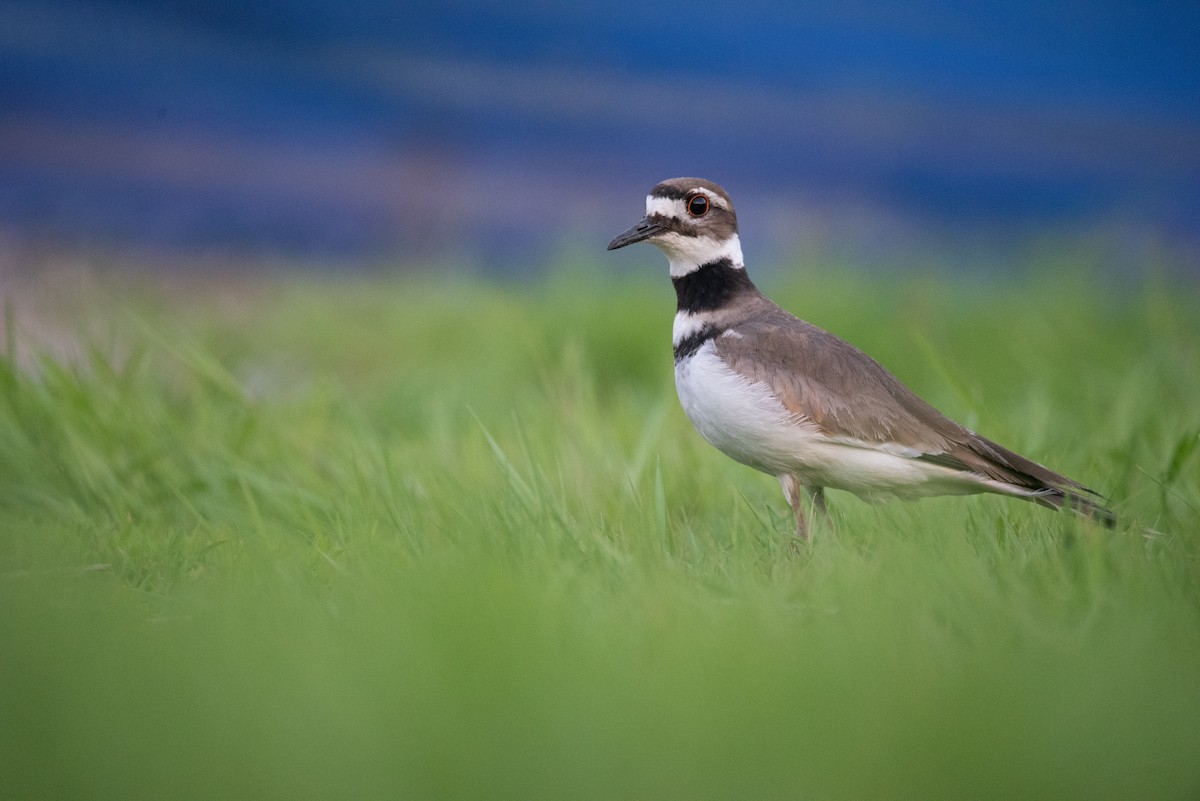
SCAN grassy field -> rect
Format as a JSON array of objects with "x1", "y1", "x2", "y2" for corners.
[{"x1": 1, "y1": 261, "x2": 1198, "y2": 800}]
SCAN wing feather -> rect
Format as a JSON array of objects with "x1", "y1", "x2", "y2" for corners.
[{"x1": 713, "y1": 301, "x2": 1102, "y2": 499}]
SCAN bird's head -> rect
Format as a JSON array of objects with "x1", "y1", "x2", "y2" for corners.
[{"x1": 607, "y1": 178, "x2": 743, "y2": 277}]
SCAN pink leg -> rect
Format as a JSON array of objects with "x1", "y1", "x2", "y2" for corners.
[{"x1": 779, "y1": 474, "x2": 808, "y2": 540}]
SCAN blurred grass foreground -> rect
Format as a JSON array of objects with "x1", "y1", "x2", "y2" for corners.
[{"x1": 1, "y1": 260, "x2": 1199, "y2": 801}]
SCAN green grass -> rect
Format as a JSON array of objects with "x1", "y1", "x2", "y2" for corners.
[{"x1": 1, "y1": 262, "x2": 1198, "y2": 800}]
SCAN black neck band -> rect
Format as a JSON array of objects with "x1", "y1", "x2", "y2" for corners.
[{"x1": 672, "y1": 258, "x2": 755, "y2": 314}]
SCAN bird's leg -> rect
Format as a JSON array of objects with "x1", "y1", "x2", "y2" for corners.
[
  {"x1": 778, "y1": 474, "x2": 810, "y2": 541},
  {"x1": 779, "y1": 477, "x2": 832, "y2": 543},
  {"x1": 810, "y1": 486, "x2": 828, "y2": 518}
]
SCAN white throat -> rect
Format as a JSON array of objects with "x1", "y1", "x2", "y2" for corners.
[{"x1": 653, "y1": 233, "x2": 745, "y2": 278}]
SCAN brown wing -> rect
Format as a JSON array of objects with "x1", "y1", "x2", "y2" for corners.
[
  {"x1": 714, "y1": 302, "x2": 962, "y2": 451},
  {"x1": 713, "y1": 299, "x2": 1099, "y2": 496}
]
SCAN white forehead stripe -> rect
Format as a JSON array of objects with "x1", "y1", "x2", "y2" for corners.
[
  {"x1": 645, "y1": 195, "x2": 682, "y2": 217},
  {"x1": 644, "y1": 190, "x2": 726, "y2": 217}
]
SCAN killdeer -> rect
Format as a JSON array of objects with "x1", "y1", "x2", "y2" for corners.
[{"x1": 607, "y1": 177, "x2": 1114, "y2": 538}]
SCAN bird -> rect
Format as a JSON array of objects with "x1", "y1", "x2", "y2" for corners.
[{"x1": 607, "y1": 177, "x2": 1115, "y2": 538}]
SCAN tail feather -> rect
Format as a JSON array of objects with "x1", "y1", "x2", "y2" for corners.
[
  {"x1": 1027, "y1": 486, "x2": 1117, "y2": 528},
  {"x1": 931, "y1": 432, "x2": 1117, "y2": 528}
]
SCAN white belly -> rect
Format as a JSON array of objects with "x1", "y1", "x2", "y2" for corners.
[
  {"x1": 675, "y1": 342, "x2": 817, "y2": 474},
  {"x1": 674, "y1": 341, "x2": 991, "y2": 500}
]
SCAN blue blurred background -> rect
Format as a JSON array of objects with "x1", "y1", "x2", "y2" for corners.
[{"x1": 1, "y1": 0, "x2": 1198, "y2": 274}]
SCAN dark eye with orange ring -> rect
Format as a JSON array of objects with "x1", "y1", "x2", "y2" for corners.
[{"x1": 687, "y1": 194, "x2": 709, "y2": 217}]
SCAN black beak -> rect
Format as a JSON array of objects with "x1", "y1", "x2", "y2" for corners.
[{"x1": 607, "y1": 217, "x2": 663, "y2": 250}]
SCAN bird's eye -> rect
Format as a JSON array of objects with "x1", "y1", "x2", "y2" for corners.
[{"x1": 687, "y1": 195, "x2": 710, "y2": 217}]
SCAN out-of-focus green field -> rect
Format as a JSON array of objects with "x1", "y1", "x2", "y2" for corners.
[{"x1": 1, "y1": 262, "x2": 1198, "y2": 800}]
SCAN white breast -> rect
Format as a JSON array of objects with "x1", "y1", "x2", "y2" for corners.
[
  {"x1": 674, "y1": 340, "x2": 995, "y2": 500},
  {"x1": 674, "y1": 340, "x2": 821, "y2": 474}
]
